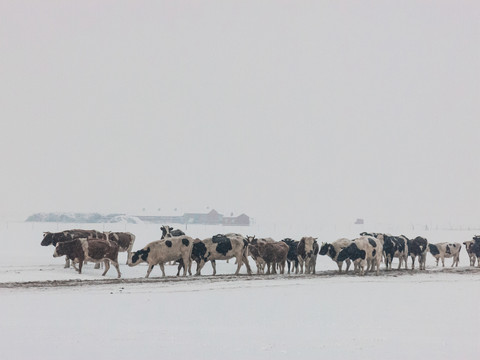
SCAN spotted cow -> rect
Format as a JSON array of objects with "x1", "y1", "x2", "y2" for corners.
[
  {"x1": 297, "y1": 237, "x2": 319, "y2": 274},
  {"x1": 381, "y1": 234, "x2": 409, "y2": 270},
  {"x1": 337, "y1": 236, "x2": 383, "y2": 275},
  {"x1": 463, "y1": 240, "x2": 477, "y2": 267},
  {"x1": 407, "y1": 236, "x2": 428, "y2": 270},
  {"x1": 128, "y1": 236, "x2": 194, "y2": 278},
  {"x1": 195, "y1": 234, "x2": 252, "y2": 276},
  {"x1": 319, "y1": 238, "x2": 353, "y2": 273},
  {"x1": 103, "y1": 231, "x2": 136, "y2": 264},
  {"x1": 161, "y1": 225, "x2": 185, "y2": 239},
  {"x1": 428, "y1": 242, "x2": 461, "y2": 267}
]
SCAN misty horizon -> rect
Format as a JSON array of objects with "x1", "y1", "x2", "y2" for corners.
[{"x1": 1, "y1": 2, "x2": 479, "y2": 227}]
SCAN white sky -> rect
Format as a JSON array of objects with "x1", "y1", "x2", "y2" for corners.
[{"x1": 0, "y1": 1, "x2": 479, "y2": 225}]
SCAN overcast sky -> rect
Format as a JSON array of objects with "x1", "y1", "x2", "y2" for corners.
[{"x1": 0, "y1": 1, "x2": 479, "y2": 225}]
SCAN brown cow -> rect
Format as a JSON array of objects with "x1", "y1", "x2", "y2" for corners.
[
  {"x1": 53, "y1": 239, "x2": 121, "y2": 278},
  {"x1": 248, "y1": 237, "x2": 289, "y2": 274},
  {"x1": 42, "y1": 229, "x2": 104, "y2": 268}
]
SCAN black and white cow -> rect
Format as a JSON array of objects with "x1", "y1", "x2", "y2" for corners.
[
  {"x1": 381, "y1": 234, "x2": 409, "y2": 270},
  {"x1": 337, "y1": 236, "x2": 383, "y2": 275},
  {"x1": 428, "y1": 242, "x2": 461, "y2": 267},
  {"x1": 161, "y1": 225, "x2": 185, "y2": 239},
  {"x1": 319, "y1": 238, "x2": 352, "y2": 273},
  {"x1": 297, "y1": 237, "x2": 319, "y2": 274},
  {"x1": 195, "y1": 234, "x2": 252, "y2": 276},
  {"x1": 128, "y1": 236, "x2": 194, "y2": 278},
  {"x1": 161, "y1": 226, "x2": 187, "y2": 265},
  {"x1": 407, "y1": 236, "x2": 428, "y2": 270},
  {"x1": 463, "y1": 240, "x2": 477, "y2": 267},
  {"x1": 469, "y1": 237, "x2": 480, "y2": 267},
  {"x1": 103, "y1": 231, "x2": 136, "y2": 265}
]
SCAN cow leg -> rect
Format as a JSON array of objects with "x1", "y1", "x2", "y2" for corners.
[
  {"x1": 102, "y1": 260, "x2": 110, "y2": 276},
  {"x1": 181, "y1": 254, "x2": 190, "y2": 276},
  {"x1": 78, "y1": 260, "x2": 83, "y2": 274},
  {"x1": 242, "y1": 254, "x2": 252, "y2": 275},
  {"x1": 196, "y1": 260, "x2": 206, "y2": 276},
  {"x1": 64, "y1": 257, "x2": 70, "y2": 269},
  {"x1": 176, "y1": 260, "x2": 183, "y2": 276},
  {"x1": 441, "y1": 257, "x2": 445, "y2": 267},
  {"x1": 234, "y1": 255, "x2": 243, "y2": 275},
  {"x1": 109, "y1": 260, "x2": 121, "y2": 278},
  {"x1": 145, "y1": 264, "x2": 155, "y2": 278},
  {"x1": 297, "y1": 257, "x2": 304, "y2": 274},
  {"x1": 159, "y1": 263, "x2": 166, "y2": 276}
]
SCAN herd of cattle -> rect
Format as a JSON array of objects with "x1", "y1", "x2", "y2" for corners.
[{"x1": 40, "y1": 226, "x2": 480, "y2": 278}]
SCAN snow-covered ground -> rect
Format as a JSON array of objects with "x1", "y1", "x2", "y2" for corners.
[{"x1": 1, "y1": 221, "x2": 480, "y2": 359}]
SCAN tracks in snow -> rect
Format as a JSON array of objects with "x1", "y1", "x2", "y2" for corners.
[{"x1": 2, "y1": 266, "x2": 480, "y2": 289}]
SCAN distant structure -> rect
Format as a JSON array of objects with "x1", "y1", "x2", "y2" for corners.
[
  {"x1": 354, "y1": 218, "x2": 364, "y2": 225},
  {"x1": 137, "y1": 209, "x2": 250, "y2": 226},
  {"x1": 26, "y1": 209, "x2": 251, "y2": 226}
]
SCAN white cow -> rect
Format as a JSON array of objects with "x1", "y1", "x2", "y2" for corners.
[
  {"x1": 128, "y1": 236, "x2": 194, "y2": 278},
  {"x1": 428, "y1": 242, "x2": 461, "y2": 267}
]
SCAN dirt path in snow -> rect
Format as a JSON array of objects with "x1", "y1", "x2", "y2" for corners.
[{"x1": 2, "y1": 266, "x2": 480, "y2": 289}]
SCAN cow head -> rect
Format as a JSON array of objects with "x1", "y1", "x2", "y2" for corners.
[
  {"x1": 319, "y1": 242, "x2": 330, "y2": 256},
  {"x1": 41, "y1": 232, "x2": 54, "y2": 246},
  {"x1": 128, "y1": 247, "x2": 151, "y2": 266},
  {"x1": 53, "y1": 243, "x2": 65, "y2": 257},
  {"x1": 301, "y1": 237, "x2": 317, "y2": 257},
  {"x1": 160, "y1": 226, "x2": 174, "y2": 239},
  {"x1": 246, "y1": 235, "x2": 257, "y2": 245}
]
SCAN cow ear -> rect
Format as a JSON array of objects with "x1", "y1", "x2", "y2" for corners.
[
  {"x1": 169, "y1": 227, "x2": 173, "y2": 231},
  {"x1": 146, "y1": 247, "x2": 151, "y2": 253}
]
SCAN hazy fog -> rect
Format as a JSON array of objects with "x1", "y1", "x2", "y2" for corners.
[{"x1": 1, "y1": 1, "x2": 478, "y2": 225}]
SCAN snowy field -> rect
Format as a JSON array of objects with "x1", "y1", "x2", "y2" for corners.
[{"x1": 1, "y1": 221, "x2": 480, "y2": 359}]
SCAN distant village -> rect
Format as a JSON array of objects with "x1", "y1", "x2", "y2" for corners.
[{"x1": 26, "y1": 209, "x2": 251, "y2": 226}]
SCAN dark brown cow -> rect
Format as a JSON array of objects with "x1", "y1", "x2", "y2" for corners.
[
  {"x1": 53, "y1": 239, "x2": 121, "y2": 278},
  {"x1": 42, "y1": 229, "x2": 104, "y2": 268},
  {"x1": 248, "y1": 238, "x2": 289, "y2": 274}
]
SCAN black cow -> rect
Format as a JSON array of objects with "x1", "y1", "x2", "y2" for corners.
[
  {"x1": 407, "y1": 236, "x2": 428, "y2": 270},
  {"x1": 281, "y1": 238, "x2": 299, "y2": 274}
]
